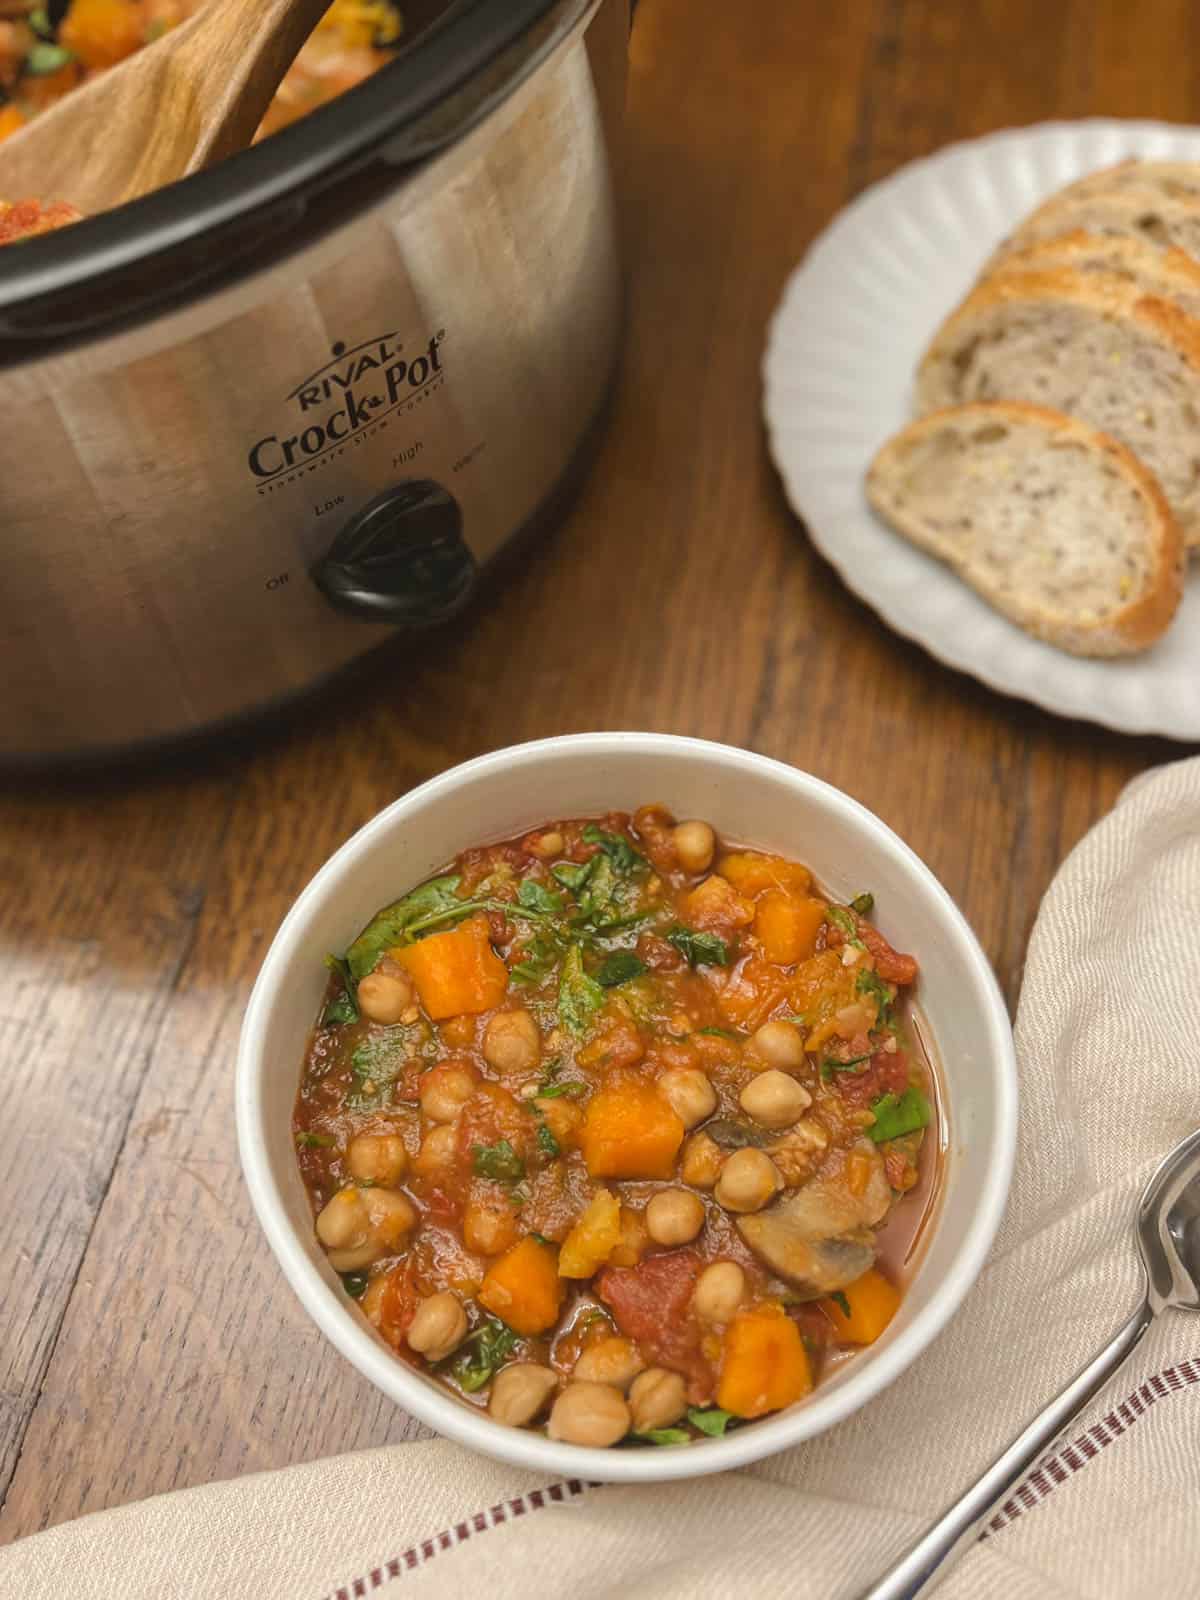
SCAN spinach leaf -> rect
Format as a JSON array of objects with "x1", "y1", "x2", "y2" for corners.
[
  {"x1": 820, "y1": 1052, "x2": 871, "y2": 1080},
  {"x1": 687, "y1": 1407, "x2": 735, "y2": 1437},
  {"x1": 551, "y1": 858, "x2": 597, "y2": 895},
  {"x1": 518, "y1": 878, "x2": 564, "y2": 916},
  {"x1": 849, "y1": 892, "x2": 875, "y2": 916},
  {"x1": 536, "y1": 1122, "x2": 561, "y2": 1158},
  {"x1": 557, "y1": 943, "x2": 605, "y2": 1038},
  {"x1": 509, "y1": 929, "x2": 566, "y2": 986},
  {"x1": 666, "y1": 924, "x2": 729, "y2": 967},
  {"x1": 322, "y1": 953, "x2": 359, "y2": 1025},
  {"x1": 856, "y1": 968, "x2": 895, "y2": 1024},
  {"x1": 595, "y1": 951, "x2": 648, "y2": 987},
  {"x1": 830, "y1": 1290, "x2": 851, "y2": 1317},
  {"x1": 473, "y1": 1140, "x2": 525, "y2": 1182},
  {"x1": 867, "y1": 1086, "x2": 932, "y2": 1143},
  {"x1": 295, "y1": 1130, "x2": 335, "y2": 1149},
  {"x1": 340, "y1": 1272, "x2": 370, "y2": 1299},
  {"x1": 346, "y1": 874, "x2": 463, "y2": 977},
  {"x1": 575, "y1": 853, "x2": 617, "y2": 920},
  {"x1": 638, "y1": 1428, "x2": 691, "y2": 1446},
  {"x1": 825, "y1": 905, "x2": 857, "y2": 938},
  {"x1": 448, "y1": 1317, "x2": 519, "y2": 1393},
  {"x1": 695, "y1": 1025, "x2": 741, "y2": 1040},
  {"x1": 582, "y1": 823, "x2": 645, "y2": 874}
]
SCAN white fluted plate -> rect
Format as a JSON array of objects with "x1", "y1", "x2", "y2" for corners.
[{"x1": 763, "y1": 119, "x2": 1200, "y2": 739}]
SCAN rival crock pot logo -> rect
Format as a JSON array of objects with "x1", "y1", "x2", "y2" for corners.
[{"x1": 247, "y1": 329, "x2": 446, "y2": 486}]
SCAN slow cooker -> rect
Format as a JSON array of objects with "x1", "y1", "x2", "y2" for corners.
[{"x1": 0, "y1": 0, "x2": 626, "y2": 765}]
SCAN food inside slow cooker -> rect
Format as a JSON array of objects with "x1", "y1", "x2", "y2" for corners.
[
  {"x1": 293, "y1": 805, "x2": 940, "y2": 1448},
  {"x1": 0, "y1": 0, "x2": 404, "y2": 243}
]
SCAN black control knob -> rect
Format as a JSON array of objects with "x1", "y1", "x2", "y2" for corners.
[{"x1": 312, "y1": 479, "x2": 476, "y2": 625}]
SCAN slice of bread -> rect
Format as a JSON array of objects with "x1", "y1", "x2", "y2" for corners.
[
  {"x1": 866, "y1": 402, "x2": 1184, "y2": 656},
  {"x1": 1046, "y1": 159, "x2": 1200, "y2": 209},
  {"x1": 986, "y1": 230, "x2": 1200, "y2": 317},
  {"x1": 915, "y1": 267, "x2": 1200, "y2": 545},
  {"x1": 989, "y1": 182, "x2": 1200, "y2": 270}
]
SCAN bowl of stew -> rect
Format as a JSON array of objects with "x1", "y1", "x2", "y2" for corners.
[{"x1": 237, "y1": 733, "x2": 1016, "y2": 1480}]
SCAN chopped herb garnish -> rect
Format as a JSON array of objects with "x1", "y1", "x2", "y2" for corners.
[
  {"x1": 345, "y1": 874, "x2": 464, "y2": 977},
  {"x1": 347, "y1": 1029, "x2": 412, "y2": 1106},
  {"x1": 557, "y1": 942, "x2": 605, "y2": 1038},
  {"x1": 24, "y1": 41, "x2": 73, "y2": 74},
  {"x1": 820, "y1": 1052, "x2": 871, "y2": 1080},
  {"x1": 638, "y1": 1427, "x2": 691, "y2": 1446},
  {"x1": 666, "y1": 924, "x2": 729, "y2": 967},
  {"x1": 340, "y1": 1272, "x2": 370, "y2": 1299},
  {"x1": 825, "y1": 905, "x2": 858, "y2": 937},
  {"x1": 529, "y1": 1232, "x2": 551, "y2": 1246},
  {"x1": 535, "y1": 1080, "x2": 587, "y2": 1099},
  {"x1": 518, "y1": 878, "x2": 564, "y2": 915},
  {"x1": 856, "y1": 968, "x2": 895, "y2": 1024},
  {"x1": 510, "y1": 930, "x2": 565, "y2": 986},
  {"x1": 581, "y1": 823, "x2": 645, "y2": 874},
  {"x1": 447, "y1": 1317, "x2": 518, "y2": 1392},
  {"x1": 849, "y1": 892, "x2": 875, "y2": 916},
  {"x1": 695, "y1": 1025, "x2": 740, "y2": 1040},
  {"x1": 687, "y1": 1407, "x2": 735, "y2": 1437},
  {"x1": 473, "y1": 1139, "x2": 525, "y2": 1182},
  {"x1": 830, "y1": 1290, "x2": 851, "y2": 1317},
  {"x1": 595, "y1": 950, "x2": 648, "y2": 987},
  {"x1": 295, "y1": 1130, "x2": 335, "y2": 1149},
  {"x1": 322, "y1": 953, "x2": 359, "y2": 1025},
  {"x1": 867, "y1": 1086, "x2": 932, "y2": 1143},
  {"x1": 536, "y1": 1122, "x2": 561, "y2": 1158}
]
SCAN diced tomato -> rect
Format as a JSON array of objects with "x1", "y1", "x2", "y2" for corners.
[
  {"x1": 857, "y1": 922, "x2": 918, "y2": 985},
  {"x1": 835, "y1": 1047, "x2": 911, "y2": 1108},
  {"x1": 597, "y1": 1248, "x2": 713, "y2": 1401},
  {"x1": 456, "y1": 1082, "x2": 533, "y2": 1165}
]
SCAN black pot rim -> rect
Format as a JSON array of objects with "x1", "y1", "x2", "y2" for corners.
[{"x1": 0, "y1": 0, "x2": 568, "y2": 341}]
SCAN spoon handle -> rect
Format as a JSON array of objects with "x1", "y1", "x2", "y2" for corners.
[{"x1": 854, "y1": 1297, "x2": 1155, "y2": 1600}]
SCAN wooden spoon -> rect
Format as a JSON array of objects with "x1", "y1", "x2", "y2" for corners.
[{"x1": 0, "y1": 0, "x2": 335, "y2": 215}]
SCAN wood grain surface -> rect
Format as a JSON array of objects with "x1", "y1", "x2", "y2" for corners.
[{"x1": 0, "y1": 0, "x2": 1189, "y2": 1544}]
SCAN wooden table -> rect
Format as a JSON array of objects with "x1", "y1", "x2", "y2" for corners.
[{"x1": 0, "y1": 0, "x2": 1186, "y2": 1544}]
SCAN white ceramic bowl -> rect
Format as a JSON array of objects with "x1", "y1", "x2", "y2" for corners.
[{"x1": 237, "y1": 733, "x2": 1017, "y2": 1482}]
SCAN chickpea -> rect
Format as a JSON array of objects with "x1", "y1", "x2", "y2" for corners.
[
  {"x1": 645, "y1": 1188, "x2": 706, "y2": 1246},
  {"x1": 419, "y1": 1061, "x2": 479, "y2": 1123},
  {"x1": 440, "y1": 1014, "x2": 477, "y2": 1049},
  {"x1": 547, "y1": 1382, "x2": 631, "y2": 1447},
  {"x1": 463, "y1": 1195, "x2": 519, "y2": 1257},
  {"x1": 357, "y1": 970, "x2": 414, "y2": 1025},
  {"x1": 658, "y1": 1066, "x2": 717, "y2": 1130},
  {"x1": 347, "y1": 1133, "x2": 409, "y2": 1187},
  {"x1": 534, "y1": 1095, "x2": 584, "y2": 1150},
  {"x1": 483, "y1": 1009, "x2": 542, "y2": 1075},
  {"x1": 628, "y1": 1368, "x2": 687, "y2": 1433},
  {"x1": 673, "y1": 819, "x2": 716, "y2": 874},
  {"x1": 739, "y1": 1070, "x2": 813, "y2": 1130},
  {"x1": 693, "y1": 1261, "x2": 745, "y2": 1323},
  {"x1": 715, "y1": 1147, "x2": 781, "y2": 1214},
  {"x1": 489, "y1": 1362, "x2": 559, "y2": 1427},
  {"x1": 527, "y1": 830, "x2": 564, "y2": 859},
  {"x1": 317, "y1": 1186, "x2": 416, "y2": 1272},
  {"x1": 413, "y1": 1123, "x2": 458, "y2": 1176},
  {"x1": 680, "y1": 1131, "x2": 723, "y2": 1190},
  {"x1": 407, "y1": 1291, "x2": 468, "y2": 1362},
  {"x1": 573, "y1": 1335, "x2": 645, "y2": 1391},
  {"x1": 748, "y1": 1018, "x2": 805, "y2": 1072}
]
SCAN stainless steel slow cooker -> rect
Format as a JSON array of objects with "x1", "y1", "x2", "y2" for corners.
[{"x1": 0, "y1": 0, "x2": 625, "y2": 764}]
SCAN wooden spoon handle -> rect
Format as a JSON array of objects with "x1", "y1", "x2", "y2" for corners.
[{"x1": 120, "y1": 0, "x2": 334, "y2": 198}]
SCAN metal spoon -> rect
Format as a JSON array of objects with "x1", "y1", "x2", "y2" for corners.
[{"x1": 857, "y1": 1125, "x2": 1200, "y2": 1600}]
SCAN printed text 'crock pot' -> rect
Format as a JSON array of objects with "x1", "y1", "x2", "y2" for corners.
[{"x1": 0, "y1": 0, "x2": 625, "y2": 764}]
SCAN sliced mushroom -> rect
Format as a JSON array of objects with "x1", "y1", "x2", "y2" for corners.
[
  {"x1": 735, "y1": 1139, "x2": 893, "y2": 1297},
  {"x1": 703, "y1": 1118, "x2": 772, "y2": 1150}
]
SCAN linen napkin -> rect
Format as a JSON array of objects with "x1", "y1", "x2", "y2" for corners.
[{"x1": 5, "y1": 756, "x2": 1200, "y2": 1600}]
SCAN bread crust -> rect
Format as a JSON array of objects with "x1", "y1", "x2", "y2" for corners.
[
  {"x1": 866, "y1": 401, "x2": 1184, "y2": 656},
  {"x1": 915, "y1": 265, "x2": 1200, "y2": 545}
]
